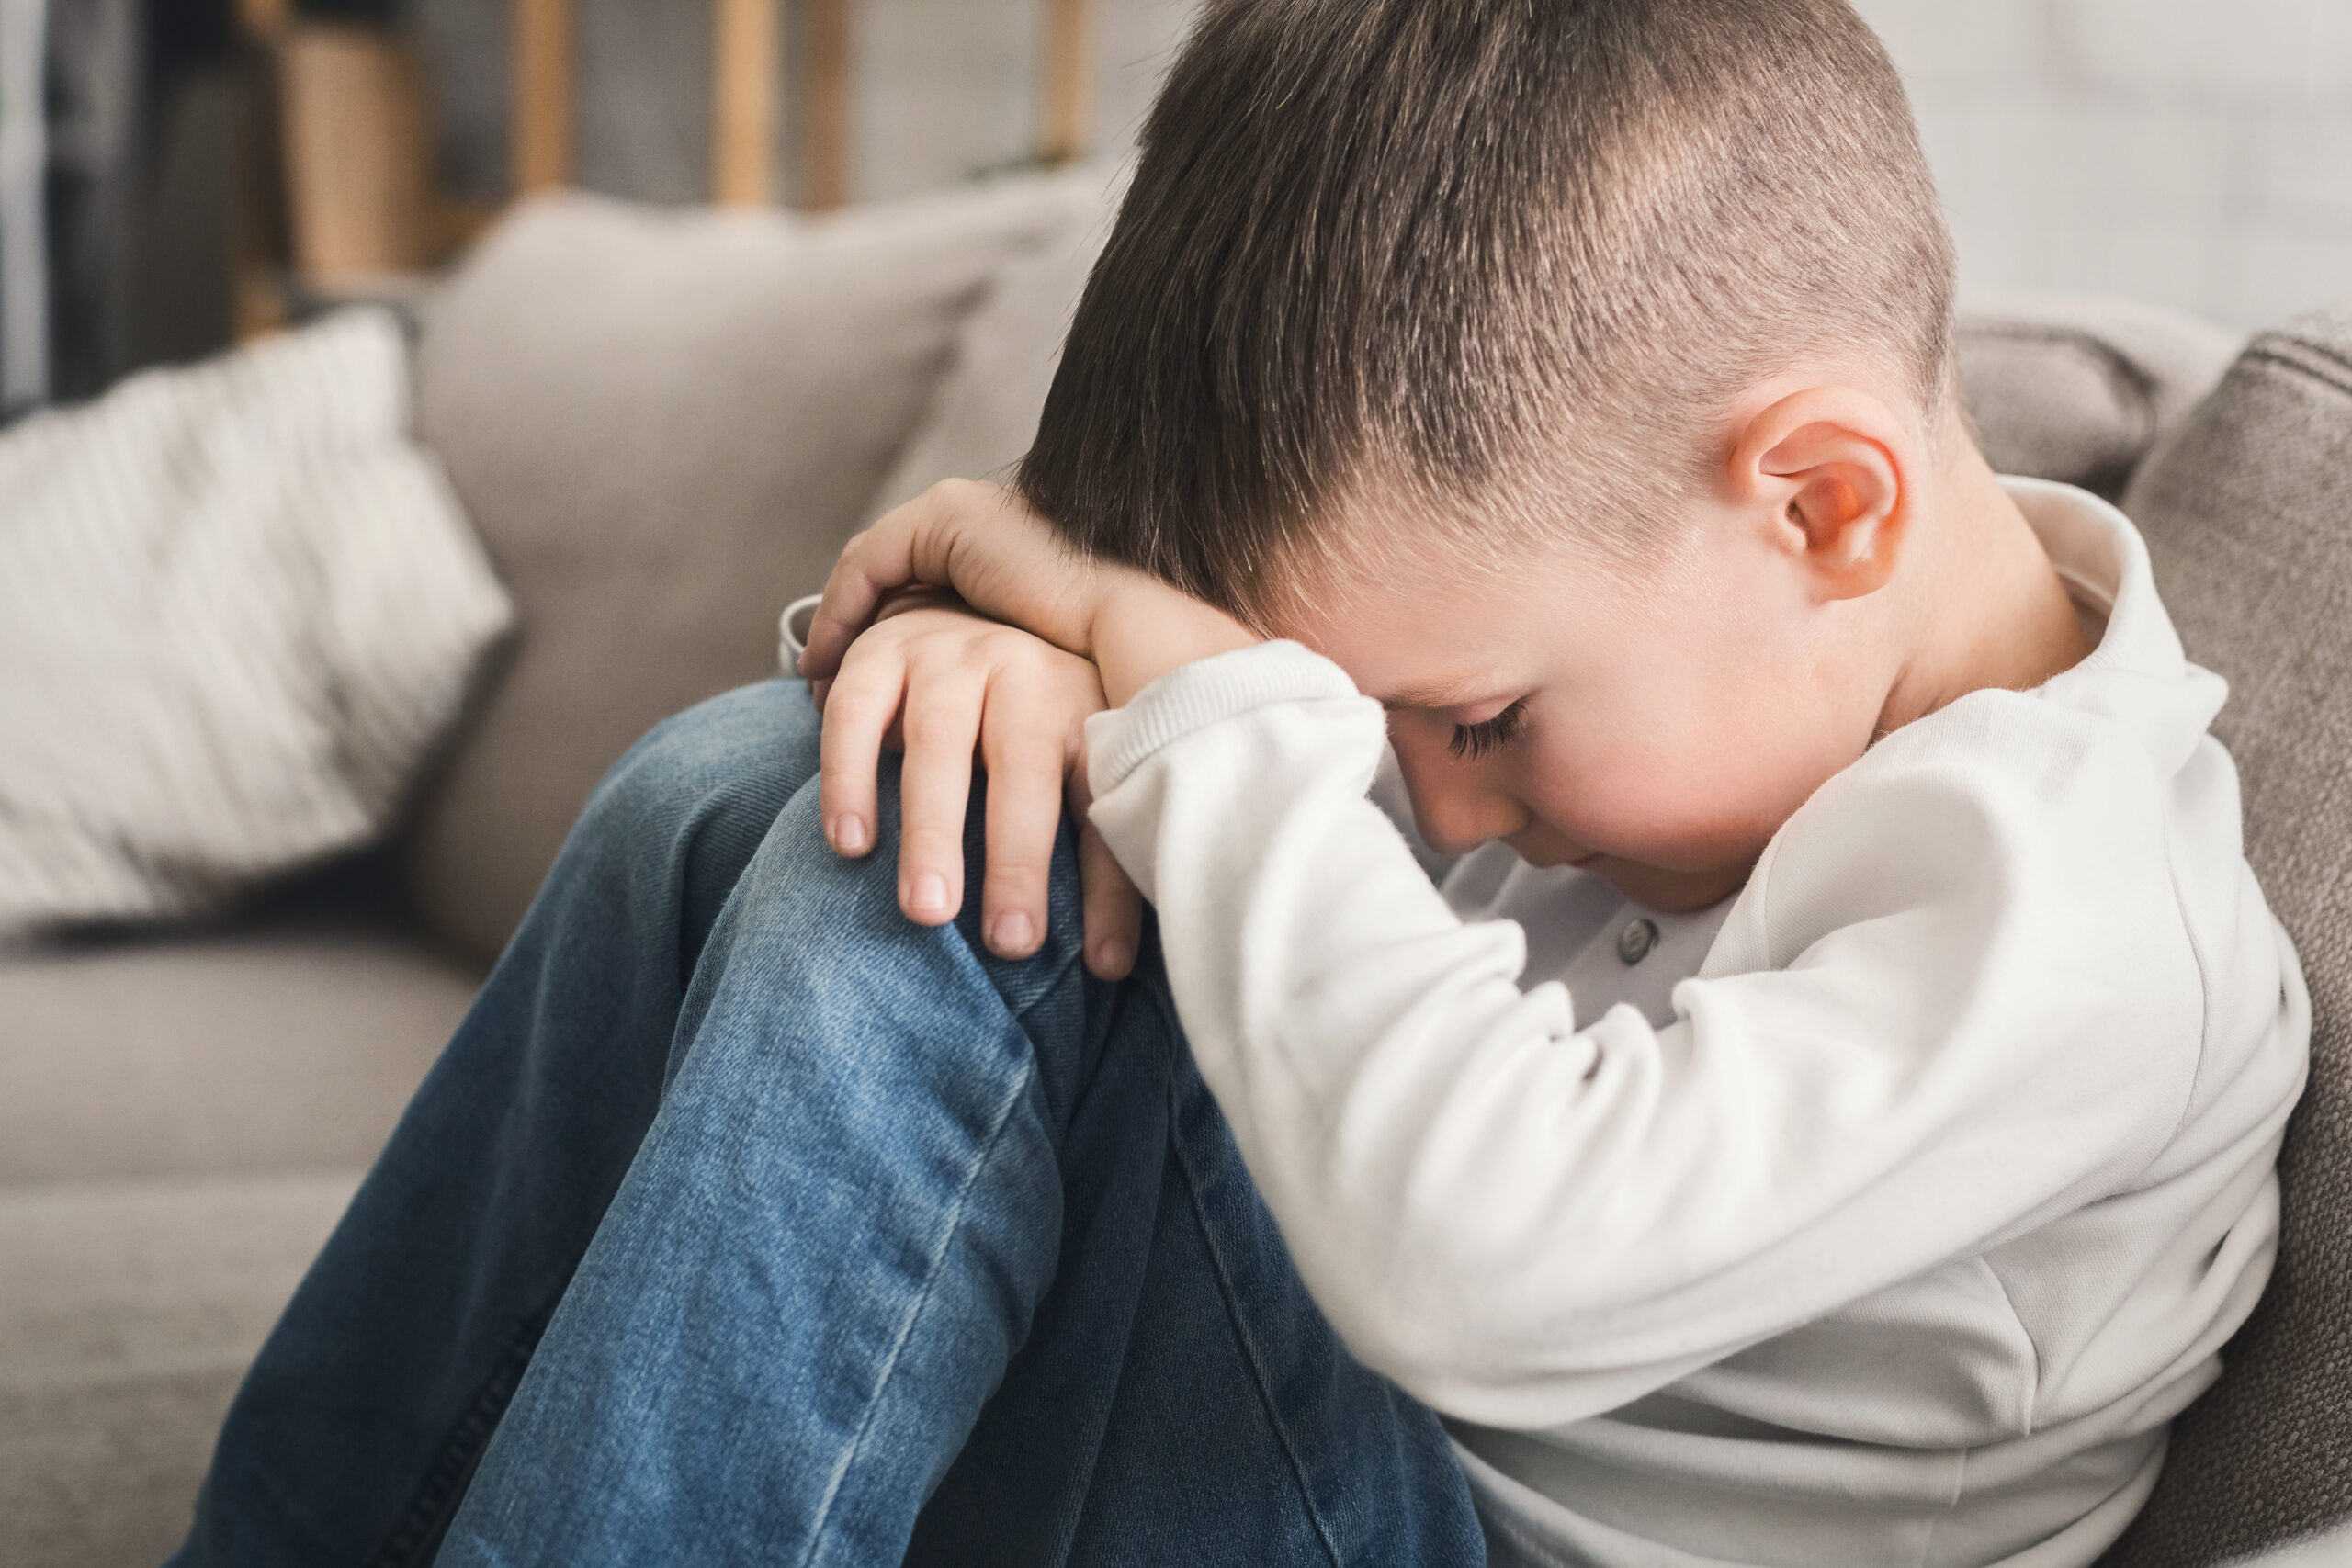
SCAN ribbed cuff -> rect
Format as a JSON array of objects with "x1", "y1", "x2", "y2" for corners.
[
  {"x1": 776, "y1": 593, "x2": 822, "y2": 673},
  {"x1": 1088, "y1": 641, "x2": 1363, "y2": 794}
]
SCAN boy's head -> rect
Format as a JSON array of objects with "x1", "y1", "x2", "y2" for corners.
[
  {"x1": 1020, "y1": 0, "x2": 2056, "y2": 913},
  {"x1": 1019, "y1": 0, "x2": 1957, "y2": 622}
]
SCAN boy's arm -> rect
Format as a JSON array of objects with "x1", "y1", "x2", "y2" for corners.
[
  {"x1": 1081, "y1": 641, "x2": 2231, "y2": 1431},
  {"x1": 801, "y1": 482, "x2": 2239, "y2": 1434},
  {"x1": 797, "y1": 479, "x2": 1260, "y2": 708},
  {"x1": 810, "y1": 591, "x2": 1145, "y2": 979}
]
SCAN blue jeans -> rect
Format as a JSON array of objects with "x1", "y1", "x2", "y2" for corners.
[{"x1": 168, "y1": 682, "x2": 1482, "y2": 1567}]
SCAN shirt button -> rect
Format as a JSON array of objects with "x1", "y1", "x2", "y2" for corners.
[{"x1": 1616, "y1": 918, "x2": 1658, "y2": 966}]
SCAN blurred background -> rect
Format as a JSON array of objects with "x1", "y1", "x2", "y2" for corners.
[
  {"x1": 0, "y1": 0, "x2": 1196, "y2": 422},
  {"x1": 1860, "y1": 0, "x2": 2352, "y2": 333},
  {"x1": 2, "y1": 0, "x2": 2347, "y2": 426},
  {"x1": 4, "y1": 7, "x2": 2349, "y2": 1567}
]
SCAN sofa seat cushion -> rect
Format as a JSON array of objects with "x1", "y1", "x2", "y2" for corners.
[
  {"x1": 0, "y1": 926, "x2": 478, "y2": 1184},
  {"x1": 0, "y1": 1170, "x2": 358, "y2": 1568}
]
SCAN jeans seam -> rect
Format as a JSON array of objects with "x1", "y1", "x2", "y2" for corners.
[
  {"x1": 1164, "y1": 1063, "x2": 1349, "y2": 1568},
  {"x1": 1002, "y1": 946, "x2": 1086, "y2": 1032},
  {"x1": 794, "y1": 1040, "x2": 1043, "y2": 1568},
  {"x1": 365, "y1": 1295, "x2": 560, "y2": 1568}
]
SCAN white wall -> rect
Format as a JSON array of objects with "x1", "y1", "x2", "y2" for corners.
[
  {"x1": 419, "y1": 2, "x2": 2347, "y2": 331},
  {"x1": 853, "y1": 0, "x2": 1193, "y2": 201},
  {"x1": 1851, "y1": 0, "x2": 2352, "y2": 330}
]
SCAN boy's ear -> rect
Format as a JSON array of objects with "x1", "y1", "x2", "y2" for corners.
[{"x1": 1727, "y1": 388, "x2": 1915, "y2": 602}]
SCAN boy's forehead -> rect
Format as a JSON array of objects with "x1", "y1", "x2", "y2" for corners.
[
  {"x1": 1272, "y1": 492, "x2": 1508, "y2": 627},
  {"x1": 1274, "y1": 483, "x2": 1580, "y2": 614},
  {"x1": 1265, "y1": 551, "x2": 1559, "y2": 705},
  {"x1": 1262, "y1": 499, "x2": 1677, "y2": 706}
]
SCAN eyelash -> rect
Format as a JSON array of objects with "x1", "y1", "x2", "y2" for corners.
[{"x1": 1448, "y1": 700, "x2": 1529, "y2": 761}]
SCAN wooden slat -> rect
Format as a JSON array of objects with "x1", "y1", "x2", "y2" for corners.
[
  {"x1": 713, "y1": 0, "x2": 777, "y2": 205},
  {"x1": 237, "y1": 0, "x2": 291, "y2": 39},
  {"x1": 232, "y1": 5, "x2": 292, "y2": 338},
  {"x1": 1040, "y1": 0, "x2": 1092, "y2": 164},
  {"x1": 513, "y1": 0, "x2": 572, "y2": 195},
  {"x1": 280, "y1": 24, "x2": 434, "y2": 280},
  {"x1": 802, "y1": 0, "x2": 851, "y2": 209}
]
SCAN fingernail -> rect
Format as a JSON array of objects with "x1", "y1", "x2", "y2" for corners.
[
  {"x1": 991, "y1": 911, "x2": 1035, "y2": 954},
  {"x1": 908, "y1": 873, "x2": 951, "y2": 916},
  {"x1": 832, "y1": 814, "x2": 867, "y2": 853},
  {"x1": 1092, "y1": 939, "x2": 1133, "y2": 976}
]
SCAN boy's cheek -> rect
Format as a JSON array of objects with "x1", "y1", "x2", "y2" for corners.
[
  {"x1": 1501, "y1": 823, "x2": 1598, "y2": 869},
  {"x1": 1595, "y1": 856, "x2": 1761, "y2": 915},
  {"x1": 1521, "y1": 762, "x2": 1778, "y2": 880}
]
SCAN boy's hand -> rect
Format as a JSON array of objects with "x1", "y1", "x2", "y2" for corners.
[
  {"x1": 816, "y1": 593, "x2": 1143, "y2": 980},
  {"x1": 798, "y1": 480, "x2": 1260, "y2": 709}
]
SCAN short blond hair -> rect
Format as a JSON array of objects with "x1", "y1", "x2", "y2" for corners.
[{"x1": 1018, "y1": 0, "x2": 1957, "y2": 619}]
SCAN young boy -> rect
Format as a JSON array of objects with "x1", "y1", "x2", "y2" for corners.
[
  {"x1": 794, "y1": 0, "x2": 2308, "y2": 1562},
  {"x1": 175, "y1": 2, "x2": 2303, "y2": 1565}
]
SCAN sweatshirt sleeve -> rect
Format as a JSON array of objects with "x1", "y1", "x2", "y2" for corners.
[{"x1": 1083, "y1": 641, "x2": 2208, "y2": 1431}]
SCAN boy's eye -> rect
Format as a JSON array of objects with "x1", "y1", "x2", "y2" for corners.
[{"x1": 1448, "y1": 700, "x2": 1529, "y2": 762}]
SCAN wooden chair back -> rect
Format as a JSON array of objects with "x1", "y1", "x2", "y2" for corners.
[{"x1": 509, "y1": 0, "x2": 1099, "y2": 210}]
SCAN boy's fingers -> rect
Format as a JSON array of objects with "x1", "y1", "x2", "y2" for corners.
[
  {"x1": 800, "y1": 485, "x2": 983, "y2": 681},
  {"x1": 801, "y1": 481, "x2": 1091, "y2": 682},
  {"x1": 978, "y1": 684, "x2": 1066, "y2": 961},
  {"x1": 815, "y1": 643, "x2": 904, "y2": 860},
  {"x1": 895, "y1": 665, "x2": 985, "y2": 925},
  {"x1": 798, "y1": 532, "x2": 897, "y2": 682},
  {"x1": 1077, "y1": 819, "x2": 1143, "y2": 981}
]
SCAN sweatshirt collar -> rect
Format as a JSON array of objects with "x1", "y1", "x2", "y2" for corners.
[{"x1": 2002, "y1": 475, "x2": 2227, "y2": 773}]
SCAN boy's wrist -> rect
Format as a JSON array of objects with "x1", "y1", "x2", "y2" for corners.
[{"x1": 1088, "y1": 579, "x2": 1261, "y2": 707}]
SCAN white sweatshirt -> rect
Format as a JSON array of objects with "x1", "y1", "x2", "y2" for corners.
[{"x1": 1079, "y1": 479, "x2": 2308, "y2": 1568}]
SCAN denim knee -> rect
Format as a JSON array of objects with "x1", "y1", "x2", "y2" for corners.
[
  {"x1": 581, "y1": 681, "x2": 1099, "y2": 1031},
  {"x1": 926, "y1": 763, "x2": 1106, "y2": 1033},
  {"x1": 571, "y1": 681, "x2": 825, "y2": 968},
  {"x1": 586, "y1": 682, "x2": 817, "y2": 835}
]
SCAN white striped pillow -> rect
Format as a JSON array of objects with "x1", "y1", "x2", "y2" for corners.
[{"x1": 0, "y1": 309, "x2": 513, "y2": 936}]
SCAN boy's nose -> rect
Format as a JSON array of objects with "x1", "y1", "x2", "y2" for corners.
[{"x1": 1391, "y1": 735, "x2": 1527, "y2": 855}]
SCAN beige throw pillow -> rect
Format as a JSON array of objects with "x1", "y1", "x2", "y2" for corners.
[
  {"x1": 865, "y1": 164, "x2": 1124, "y2": 516},
  {"x1": 405, "y1": 184, "x2": 1086, "y2": 964}
]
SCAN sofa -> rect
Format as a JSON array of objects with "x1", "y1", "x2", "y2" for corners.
[{"x1": 2, "y1": 165, "x2": 2346, "y2": 1568}]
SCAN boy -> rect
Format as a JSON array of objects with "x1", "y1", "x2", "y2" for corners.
[
  {"x1": 175, "y1": 1, "x2": 2303, "y2": 1564},
  {"x1": 795, "y1": 0, "x2": 2306, "y2": 1562}
]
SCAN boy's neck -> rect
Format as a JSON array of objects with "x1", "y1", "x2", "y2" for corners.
[{"x1": 1875, "y1": 439, "x2": 2094, "y2": 742}]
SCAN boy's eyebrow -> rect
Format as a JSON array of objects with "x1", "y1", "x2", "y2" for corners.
[{"x1": 1380, "y1": 677, "x2": 1489, "y2": 710}]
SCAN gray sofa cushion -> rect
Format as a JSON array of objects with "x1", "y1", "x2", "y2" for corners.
[
  {"x1": 0, "y1": 927, "x2": 476, "y2": 1183},
  {"x1": 0, "y1": 1171, "x2": 357, "y2": 1568},
  {"x1": 1959, "y1": 295, "x2": 2243, "y2": 499},
  {"x1": 2102, "y1": 304, "x2": 2352, "y2": 1568},
  {"x1": 404, "y1": 185, "x2": 1080, "y2": 964},
  {"x1": 865, "y1": 165, "x2": 1119, "y2": 517}
]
